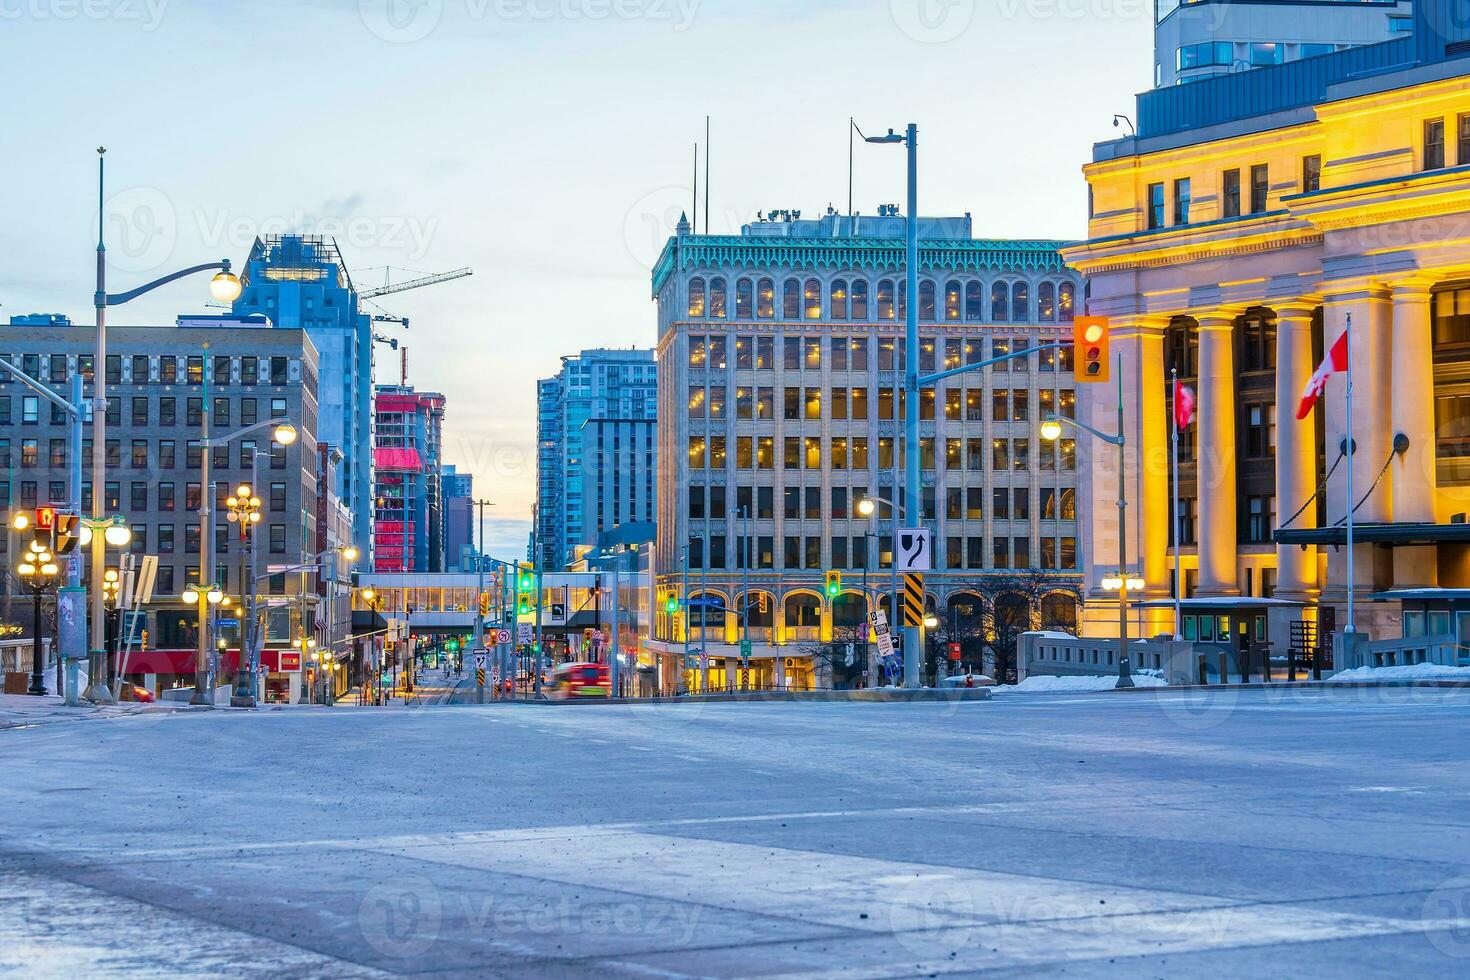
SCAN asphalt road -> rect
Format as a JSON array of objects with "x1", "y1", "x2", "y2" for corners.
[{"x1": 4, "y1": 687, "x2": 1470, "y2": 977}]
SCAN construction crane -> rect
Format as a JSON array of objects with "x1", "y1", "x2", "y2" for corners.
[{"x1": 360, "y1": 267, "x2": 472, "y2": 300}]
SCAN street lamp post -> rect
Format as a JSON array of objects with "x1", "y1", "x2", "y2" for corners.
[
  {"x1": 87, "y1": 147, "x2": 241, "y2": 704},
  {"x1": 1041, "y1": 359, "x2": 1135, "y2": 688},
  {"x1": 18, "y1": 541, "x2": 60, "y2": 696},
  {"x1": 186, "y1": 420, "x2": 296, "y2": 706},
  {"x1": 862, "y1": 123, "x2": 923, "y2": 688},
  {"x1": 226, "y1": 485, "x2": 262, "y2": 707}
]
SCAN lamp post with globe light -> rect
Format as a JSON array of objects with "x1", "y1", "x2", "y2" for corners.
[
  {"x1": 86, "y1": 146, "x2": 243, "y2": 704},
  {"x1": 17, "y1": 540, "x2": 60, "y2": 696},
  {"x1": 226, "y1": 485, "x2": 263, "y2": 707}
]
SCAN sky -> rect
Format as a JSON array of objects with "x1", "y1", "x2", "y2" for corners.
[{"x1": 0, "y1": 0, "x2": 1153, "y2": 561}]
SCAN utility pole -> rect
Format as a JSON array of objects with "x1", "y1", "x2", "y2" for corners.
[{"x1": 473, "y1": 498, "x2": 493, "y2": 704}]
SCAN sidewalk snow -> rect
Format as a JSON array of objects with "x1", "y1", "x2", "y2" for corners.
[
  {"x1": 997, "y1": 673, "x2": 1168, "y2": 693},
  {"x1": 1328, "y1": 663, "x2": 1470, "y2": 683}
]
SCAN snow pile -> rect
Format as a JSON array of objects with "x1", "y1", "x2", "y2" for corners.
[
  {"x1": 997, "y1": 673, "x2": 1168, "y2": 693},
  {"x1": 1327, "y1": 663, "x2": 1470, "y2": 683}
]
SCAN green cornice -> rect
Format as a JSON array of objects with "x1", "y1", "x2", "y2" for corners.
[{"x1": 651, "y1": 234, "x2": 1077, "y2": 297}]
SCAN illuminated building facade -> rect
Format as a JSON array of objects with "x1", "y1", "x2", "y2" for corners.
[{"x1": 1065, "y1": 0, "x2": 1470, "y2": 644}]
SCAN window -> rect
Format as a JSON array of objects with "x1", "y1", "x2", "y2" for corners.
[
  {"x1": 270, "y1": 397, "x2": 287, "y2": 419},
  {"x1": 756, "y1": 278, "x2": 775, "y2": 318},
  {"x1": 850, "y1": 280, "x2": 869, "y2": 320},
  {"x1": 106, "y1": 355, "x2": 122, "y2": 384},
  {"x1": 159, "y1": 440, "x2": 175, "y2": 469},
  {"x1": 1249, "y1": 42, "x2": 1282, "y2": 66},
  {"x1": 20, "y1": 438, "x2": 37, "y2": 468},
  {"x1": 131, "y1": 482, "x2": 148, "y2": 511},
  {"x1": 1147, "y1": 181, "x2": 1165, "y2": 229},
  {"x1": 943, "y1": 280, "x2": 961, "y2": 321},
  {"x1": 1300, "y1": 42, "x2": 1335, "y2": 59},
  {"x1": 187, "y1": 356, "x2": 203, "y2": 384},
  {"x1": 1172, "y1": 178, "x2": 1191, "y2": 225},
  {"x1": 1177, "y1": 40, "x2": 1232, "y2": 70},
  {"x1": 784, "y1": 278, "x2": 801, "y2": 319},
  {"x1": 1245, "y1": 403, "x2": 1276, "y2": 458},
  {"x1": 241, "y1": 356, "x2": 258, "y2": 384},
  {"x1": 1222, "y1": 169, "x2": 1241, "y2": 218},
  {"x1": 735, "y1": 278, "x2": 754, "y2": 318},
  {"x1": 1459, "y1": 115, "x2": 1470, "y2": 166},
  {"x1": 270, "y1": 483, "x2": 286, "y2": 511},
  {"x1": 830, "y1": 280, "x2": 848, "y2": 320},
  {"x1": 159, "y1": 357, "x2": 176, "y2": 383},
  {"x1": 919, "y1": 279, "x2": 936, "y2": 321},
  {"x1": 964, "y1": 281, "x2": 983, "y2": 321},
  {"x1": 991, "y1": 282, "x2": 1009, "y2": 322},
  {"x1": 876, "y1": 280, "x2": 895, "y2": 320},
  {"x1": 214, "y1": 397, "x2": 230, "y2": 426},
  {"x1": 1302, "y1": 154, "x2": 1321, "y2": 193},
  {"x1": 1245, "y1": 495, "x2": 1276, "y2": 544},
  {"x1": 159, "y1": 483, "x2": 175, "y2": 511},
  {"x1": 270, "y1": 525, "x2": 286, "y2": 554},
  {"x1": 1038, "y1": 282, "x2": 1056, "y2": 322},
  {"x1": 1425, "y1": 118, "x2": 1446, "y2": 171},
  {"x1": 131, "y1": 440, "x2": 148, "y2": 468},
  {"x1": 1389, "y1": 14, "x2": 1412, "y2": 33},
  {"x1": 688, "y1": 277, "x2": 706, "y2": 317},
  {"x1": 213, "y1": 355, "x2": 231, "y2": 384},
  {"x1": 1249, "y1": 164, "x2": 1268, "y2": 213},
  {"x1": 799, "y1": 277, "x2": 823, "y2": 320},
  {"x1": 709, "y1": 277, "x2": 727, "y2": 319},
  {"x1": 1059, "y1": 282, "x2": 1075, "y2": 322},
  {"x1": 158, "y1": 525, "x2": 174, "y2": 554},
  {"x1": 21, "y1": 396, "x2": 38, "y2": 424},
  {"x1": 187, "y1": 397, "x2": 203, "y2": 426}
]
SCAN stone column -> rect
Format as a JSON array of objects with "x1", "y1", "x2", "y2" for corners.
[
  {"x1": 1196, "y1": 313, "x2": 1239, "y2": 596},
  {"x1": 1273, "y1": 306, "x2": 1318, "y2": 600},
  {"x1": 1322, "y1": 286, "x2": 1394, "y2": 633},
  {"x1": 1390, "y1": 280, "x2": 1438, "y2": 587}
]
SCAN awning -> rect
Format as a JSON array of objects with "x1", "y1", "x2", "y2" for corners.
[{"x1": 1274, "y1": 522, "x2": 1470, "y2": 547}]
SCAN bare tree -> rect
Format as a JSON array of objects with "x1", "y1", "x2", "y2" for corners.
[{"x1": 959, "y1": 570, "x2": 1081, "y2": 684}]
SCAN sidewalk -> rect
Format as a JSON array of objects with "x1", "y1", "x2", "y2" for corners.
[{"x1": 0, "y1": 693, "x2": 180, "y2": 729}]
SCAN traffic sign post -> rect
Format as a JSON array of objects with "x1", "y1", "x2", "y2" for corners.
[{"x1": 896, "y1": 528, "x2": 932, "y2": 572}]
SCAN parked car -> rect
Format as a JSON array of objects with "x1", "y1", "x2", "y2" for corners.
[
  {"x1": 119, "y1": 682, "x2": 155, "y2": 703},
  {"x1": 940, "y1": 672, "x2": 995, "y2": 688}
]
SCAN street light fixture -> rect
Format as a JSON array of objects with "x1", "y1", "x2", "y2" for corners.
[
  {"x1": 209, "y1": 270, "x2": 243, "y2": 304},
  {"x1": 18, "y1": 541, "x2": 60, "y2": 696}
]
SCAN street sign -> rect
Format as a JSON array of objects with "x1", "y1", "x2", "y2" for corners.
[
  {"x1": 495, "y1": 628, "x2": 512, "y2": 645},
  {"x1": 897, "y1": 528, "x2": 932, "y2": 572},
  {"x1": 517, "y1": 623, "x2": 533, "y2": 643},
  {"x1": 903, "y1": 573, "x2": 926, "y2": 627},
  {"x1": 473, "y1": 651, "x2": 488, "y2": 670},
  {"x1": 739, "y1": 638, "x2": 752, "y2": 660},
  {"x1": 549, "y1": 602, "x2": 568, "y2": 626},
  {"x1": 476, "y1": 668, "x2": 486, "y2": 687},
  {"x1": 870, "y1": 609, "x2": 896, "y2": 658},
  {"x1": 688, "y1": 596, "x2": 725, "y2": 610}
]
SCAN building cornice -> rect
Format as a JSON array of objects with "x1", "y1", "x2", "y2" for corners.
[
  {"x1": 651, "y1": 235, "x2": 1075, "y2": 296},
  {"x1": 1063, "y1": 212, "x2": 1321, "y2": 276}
]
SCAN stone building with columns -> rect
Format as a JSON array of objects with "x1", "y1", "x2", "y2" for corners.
[{"x1": 1063, "y1": 0, "x2": 1470, "y2": 645}]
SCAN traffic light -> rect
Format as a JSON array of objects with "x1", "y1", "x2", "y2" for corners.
[
  {"x1": 825, "y1": 570, "x2": 841, "y2": 599},
  {"x1": 517, "y1": 593, "x2": 532, "y2": 616},
  {"x1": 516, "y1": 563, "x2": 534, "y2": 616},
  {"x1": 1073, "y1": 316, "x2": 1110, "y2": 383},
  {"x1": 54, "y1": 513, "x2": 80, "y2": 555},
  {"x1": 665, "y1": 590, "x2": 680, "y2": 614},
  {"x1": 478, "y1": 592, "x2": 490, "y2": 617}
]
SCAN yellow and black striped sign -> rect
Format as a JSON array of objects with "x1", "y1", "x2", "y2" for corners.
[
  {"x1": 475, "y1": 668, "x2": 486, "y2": 687},
  {"x1": 903, "y1": 573, "x2": 925, "y2": 627}
]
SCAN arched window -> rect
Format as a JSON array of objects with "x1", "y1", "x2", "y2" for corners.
[
  {"x1": 735, "y1": 278, "x2": 754, "y2": 318},
  {"x1": 991, "y1": 281, "x2": 1009, "y2": 322},
  {"x1": 965, "y1": 281, "x2": 983, "y2": 321},
  {"x1": 1011, "y1": 282, "x2": 1029, "y2": 322},
  {"x1": 919, "y1": 279, "x2": 937, "y2": 321},
  {"x1": 804, "y1": 278, "x2": 822, "y2": 319},
  {"x1": 757, "y1": 278, "x2": 775, "y2": 319},
  {"x1": 897, "y1": 279, "x2": 907, "y2": 320},
  {"x1": 783, "y1": 278, "x2": 800, "y2": 320},
  {"x1": 1040, "y1": 593, "x2": 1078, "y2": 633},
  {"x1": 851, "y1": 280, "x2": 869, "y2": 320},
  {"x1": 877, "y1": 279, "x2": 895, "y2": 320},
  {"x1": 944, "y1": 280, "x2": 962, "y2": 321},
  {"x1": 1058, "y1": 282, "x2": 1076, "y2": 322},
  {"x1": 710, "y1": 277, "x2": 727, "y2": 319},
  {"x1": 688, "y1": 277, "x2": 706, "y2": 318},
  {"x1": 1038, "y1": 282, "x2": 1056, "y2": 322},
  {"x1": 830, "y1": 279, "x2": 849, "y2": 320}
]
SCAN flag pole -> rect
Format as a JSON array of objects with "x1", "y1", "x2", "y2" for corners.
[
  {"x1": 1171, "y1": 368, "x2": 1182, "y2": 640},
  {"x1": 1344, "y1": 312, "x2": 1355, "y2": 634}
]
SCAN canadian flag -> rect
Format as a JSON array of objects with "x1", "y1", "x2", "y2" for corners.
[
  {"x1": 1173, "y1": 380, "x2": 1196, "y2": 430},
  {"x1": 1296, "y1": 329, "x2": 1349, "y2": 420}
]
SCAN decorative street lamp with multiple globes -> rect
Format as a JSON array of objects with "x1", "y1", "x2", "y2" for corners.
[{"x1": 18, "y1": 540, "x2": 60, "y2": 696}]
